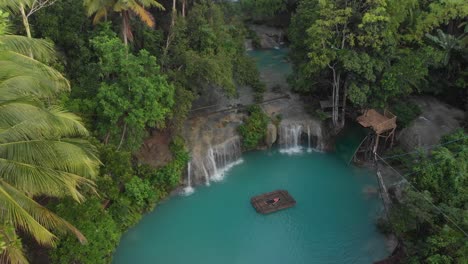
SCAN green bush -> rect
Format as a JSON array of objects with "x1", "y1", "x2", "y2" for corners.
[
  {"x1": 390, "y1": 100, "x2": 422, "y2": 128},
  {"x1": 49, "y1": 138, "x2": 189, "y2": 263},
  {"x1": 124, "y1": 177, "x2": 157, "y2": 210},
  {"x1": 49, "y1": 198, "x2": 121, "y2": 264},
  {"x1": 238, "y1": 105, "x2": 269, "y2": 150}
]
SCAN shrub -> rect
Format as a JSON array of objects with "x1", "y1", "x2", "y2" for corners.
[
  {"x1": 238, "y1": 105, "x2": 269, "y2": 150},
  {"x1": 390, "y1": 100, "x2": 422, "y2": 128},
  {"x1": 124, "y1": 177, "x2": 157, "y2": 210}
]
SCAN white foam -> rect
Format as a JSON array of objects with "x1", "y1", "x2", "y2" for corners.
[
  {"x1": 210, "y1": 159, "x2": 244, "y2": 182},
  {"x1": 182, "y1": 186, "x2": 194, "y2": 196}
]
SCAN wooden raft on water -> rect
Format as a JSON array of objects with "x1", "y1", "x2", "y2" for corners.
[{"x1": 250, "y1": 190, "x2": 296, "y2": 214}]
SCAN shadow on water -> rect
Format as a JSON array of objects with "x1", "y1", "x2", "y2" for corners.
[{"x1": 334, "y1": 122, "x2": 370, "y2": 164}]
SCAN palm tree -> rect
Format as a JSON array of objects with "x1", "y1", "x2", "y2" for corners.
[
  {"x1": 84, "y1": 0, "x2": 165, "y2": 45},
  {"x1": 0, "y1": 14, "x2": 100, "y2": 264},
  {"x1": 426, "y1": 29, "x2": 466, "y2": 65},
  {"x1": 0, "y1": 0, "x2": 59, "y2": 39}
]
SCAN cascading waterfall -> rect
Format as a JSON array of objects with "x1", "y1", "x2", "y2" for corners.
[
  {"x1": 186, "y1": 137, "x2": 243, "y2": 193},
  {"x1": 280, "y1": 122, "x2": 325, "y2": 154},
  {"x1": 206, "y1": 137, "x2": 243, "y2": 182},
  {"x1": 279, "y1": 124, "x2": 303, "y2": 154},
  {"x1": 202, "y1": 164, "x2": 210, "y2": 186},
  {"x1": 183, "y1": 162, "x2": 194, "y2": 195}
]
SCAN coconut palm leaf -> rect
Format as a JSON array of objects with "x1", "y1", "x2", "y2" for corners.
[
  {"x1": 130, "y1": 3, "x2": 155, "y2": 27},
  {"x1": 0, "y1": 51, "x2": 69, "y2": 100},
  {"x1": 0, "y1": 180, "x2": 87, "y2": 244},
  {"x1": 86, "y1": 0, "x2": 164, "y2": 43},
  {"x1": 0, "y1": 224, "x2": 29, "y2": 264},
  {"x1": 0, "y1": 16, "x2": 100, "y2": 263},
  {"x1": 0, "y1": 35, "x2": 56, "y2": 61}
]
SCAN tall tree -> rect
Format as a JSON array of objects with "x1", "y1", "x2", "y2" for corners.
[
  {"x1": 0, "y1": 12, "x2": 100, "y2": 264},
  {"x1": 289, "y1": 0, "x2": 442, "y2": 131},
  {"x1": 84, "y1": 0, "x2": 165, "y2": 45},
  {"x1": 0, "y1": 0, "x2": 58, "y2": 38},
  {"x1": 91, "y1": 26, "x2": 174, "y2": 150}
]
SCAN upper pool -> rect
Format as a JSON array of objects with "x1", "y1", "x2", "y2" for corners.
[{"x1": 113, "y1": 147, "x2": 389, "y2": 264}]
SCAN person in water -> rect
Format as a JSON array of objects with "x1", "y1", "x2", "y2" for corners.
[{"x1": 266, "y1": 197, "x2": 280, "y2": 205}]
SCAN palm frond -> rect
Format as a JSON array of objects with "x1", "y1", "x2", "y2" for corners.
[
  {"x1": 0, "y1": 102, "x2": 89, "y2": 140},
  {"x1": 0, "y1": 51, "x2": 69, "y2": 100},
  {"x1": 0, "y1": 35, "x2": 56, "y2": 61},
  {"x1": 0, "y1": 224, "x2": 29, "y2": 264},
  {"x1": 0, "y1": 180, "x2": 87, "y2": 245},
  {"x1": 0, "y1": 183, "x2": 57, "y2": 246},
  {"x1": 138, "y1": 0, "x2": 164, "y2": 10},
  {"x1": 130, "y1": 3, "x2": 155, "y2": 27}
]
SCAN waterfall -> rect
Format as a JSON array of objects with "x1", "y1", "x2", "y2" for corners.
[
  {"x1": 279, "y1": 122, "x2": 325, "y2": 154},
  {"x1": 279, "y1": 124, "x2": 303, "y2": 154},
  {"x1": 202, "y1": 164, "x2": 210, "y2": 186},
  {"x1": 188, "y1": 137, "x2": 243, "y2": 190},
  {"x1": 207, "y1": 137, "x2": 243, "y2": 182},
  {"x1": 183, "y1": 162, "x2": 194, "y2": 195}
]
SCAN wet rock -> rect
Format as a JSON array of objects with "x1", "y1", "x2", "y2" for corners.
[
  {"x1": 249, "y1": 25, "x2": 284, "y2": 49},
  {"x1": 265, "y1": 122, "x2": 277, "y2": 148}
]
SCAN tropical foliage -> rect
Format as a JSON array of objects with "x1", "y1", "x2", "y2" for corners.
[
  {"x1": 84, "y1": 0, "x2": 165, "y2": 45},
  {"x1": 0, "y1": 11, "x2": 100, "y2": 263},
  {"x1": 381, "y1": 131, "x2": 468, "y2": 263},
  {"x1": 0, "y1": 0, "x2": 466, "y2": 263},
  {"x1": 288, "y1": 0, "x2": 466, "y2": 131},
  {"x1": 238, "y1": 105, "x2": 269, "y2": 150}
]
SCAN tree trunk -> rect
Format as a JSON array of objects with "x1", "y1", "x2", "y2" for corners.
[
  {"x1": 20, "y1": 4, "x2": 34, "y2": 58},
  {"x1": 122, "y1": 12, "x2": 129, "y2": 46},
  {"x1": 117, "y1": 122, "x2": 127, "y2": 151},
  {"x1": 162, "y1": 0, "x2": 177, "y2": 66},
  {"x1": 19, "y1": 4, "x2": 32, "y2": 38},
  {"x1": 172, "y1": 0, "x2": 177, "y2": 25},
  {"x1": 340, "y1": 81, "x2": 347, "y2": 129},
  {"x1": 182, "y1": 0, "x2": 186, "y2": 17}
]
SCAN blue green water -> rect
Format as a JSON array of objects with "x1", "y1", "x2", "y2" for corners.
[
  {"x1": 335, "y1": 124, "x2": 370, "y2": 164},
  {"x1": 113, "y1": 148, "x2": 388, "y2": 264},
  {"x1": 247, "y1": 48, "x2": 292, "y2": 76}
]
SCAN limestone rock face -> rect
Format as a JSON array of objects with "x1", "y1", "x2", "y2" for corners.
[
  {"x1": 265, "y1": 123, "x2": 277, "y2": 148},
  {"x1": 249, "y1": 25, "x2": 284, "y2": 49},
  {"x1": 397, "y1": 96, "x2": 465, "y2": 151}
]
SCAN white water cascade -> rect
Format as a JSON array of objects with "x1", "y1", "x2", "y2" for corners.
[
  {"x1": 279, "y1": 124, "x2": 303, "y2": 154},
  {"x1": 279, "y1": 122, "x2": 325, "y2": 154},
  {"x1": 186, "y1": 137, "x2": 243, "y2": 192},
  {"x1": 201, "y1": 164, "x2": 210, "y2": 186},
  {"x1": 183, "y1": 162, "x2": 194, "y2": 195},
  {"x1": 206, "y1": 137, "x2": 243, "y2": 182}
]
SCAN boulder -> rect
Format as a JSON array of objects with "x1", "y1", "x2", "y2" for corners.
[
  {"x1": 265, "y1": 122, "x2": 277, "y2": 148},
  {"x1": 397, "y1": 96, "x2": 465, "y2": 151}
]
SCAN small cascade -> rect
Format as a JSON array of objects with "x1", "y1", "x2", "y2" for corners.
[
  {"x1": 279, "y1": 121, "x2": 325, "y2": 154},
  {"x1": 183, "y1": 162, "x2": 194, "y2": 195},
  {"x1": 189, "y1": 137, "x2": 243, "y2": 187},
  {"x1": 201, "y1": 164, "x2": 210, "y2": 186},
  {"x1": 279, "y1": 124, "x2": 303, "y2": 154},
  {"x1": 206, "y1": 137, "x2": 243, "y2": 181},
  {"x1": 312, "y1": 124, "x2": 325, "y2": 151}
]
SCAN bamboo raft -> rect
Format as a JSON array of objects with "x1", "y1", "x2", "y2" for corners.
[{"x1": 250, "y1": 190, "x2": 296, "y2": 214}]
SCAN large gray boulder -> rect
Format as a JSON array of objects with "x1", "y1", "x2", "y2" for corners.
[{"x1": 397, "y1": 97, "x2": 465, "y2": 151}]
